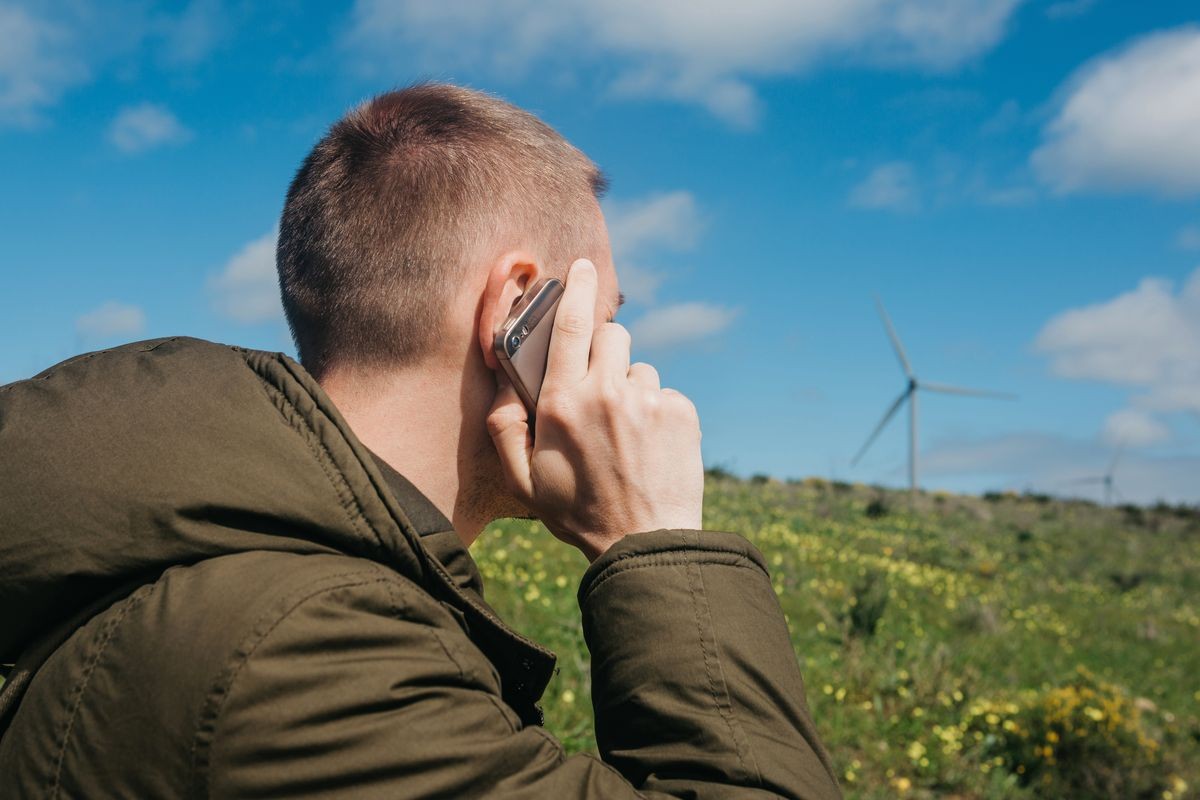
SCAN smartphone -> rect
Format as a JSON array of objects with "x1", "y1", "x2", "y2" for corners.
[{"x1": 493, "y1": 278, "x2": 565, "y2": 421}]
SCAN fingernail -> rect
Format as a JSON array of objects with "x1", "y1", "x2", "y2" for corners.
[{"x1": 571, "y1": 258, "x2": 595, "y2": 277}]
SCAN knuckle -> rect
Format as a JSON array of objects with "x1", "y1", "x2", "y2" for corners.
[
  {"x1": 536, "y1": 392, "x2": 573, "y2": 425},
  {"x1": 485, "y1": 409, "x2": 514, "y2": 438},
  {"x1": 602, "y1": 322, "x2": 631, "y2": 344},
  {"x1": 663, "y1": 389, "x2": 699, "y2": 421},
  {"x1": 596, "y1": 373, "x2": 622, "y2": 400},
  {"x1": 632, "y1": 361, "x2": 659, "y2": 379},
  {"x1": 554, "y1": 311, "x2": 590, "y2": 337}
]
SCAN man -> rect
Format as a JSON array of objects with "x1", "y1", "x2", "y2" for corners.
[{"x1": 0, "y1": 84, "x2": 840, "y2": 798}]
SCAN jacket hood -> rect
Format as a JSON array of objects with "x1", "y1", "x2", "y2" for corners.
[{"x1": 0, "y1": 337, "x2": 555, "y2": 710}]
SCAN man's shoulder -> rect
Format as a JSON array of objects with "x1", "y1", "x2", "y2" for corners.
[{"x1": 1, "y1": 551, "x2": 469, "y2": 797}]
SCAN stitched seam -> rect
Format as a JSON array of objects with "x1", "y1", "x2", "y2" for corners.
[
  {"x1": 2, "y1": 337, "x2": 179, "y2": 393},
  {"x1": 189, "y1": 572, "x2": 389, "y2": 795},
  {"x1": 684, "y1": 554, "x2": 754, "y2": 784},
  {"x1": 583, "y1": 556, "x2": 762, "y2": 603},
  {"x1": 582, "y1": 545, "x2": 766, "y2": 599},
  {"x1": 692, "y1": 558, "x2": 764, "y2": 785},
  {"x1": 377, "y1": 564, "x2": 469, "y2": 686},
  {"x1": 588, "y1": 539, "x2": 759, "y2": 572},
  {"x1": 529, "y1": 725, "x2": 565, "y2": 758},
  {"x1": 190, "y1": 570, "x2": 528, "y2": 795},
  {"x1": 247, "y1": 366, "x2": 384, "y2": 558},
  {"x1": 49, "y1": 584, "x2": 154, "y2": 798},
  {"x1": 380, "y1": 566, "x2": 524, "y2": 736},
  {"x1": 483, "y1": 693, "x2": 522, "y2": 734},
  {"x1": 258, "y1": 352, "x2": 555, "y2": 661},
  {"x1": 579, "y1": 751, "x2": 655, "y2": 798}
]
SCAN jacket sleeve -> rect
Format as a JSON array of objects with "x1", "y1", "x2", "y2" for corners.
[
  {"x1": 579, "y1": 529, "x2": 841, "y2": 799},
  {"x1": 201, "y1": 534, "x2": 840, "y2": 799}
]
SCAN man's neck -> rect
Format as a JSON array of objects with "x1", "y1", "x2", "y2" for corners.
[{"x1": 319, "y1": 365, "x2": 484, "y2": 547}]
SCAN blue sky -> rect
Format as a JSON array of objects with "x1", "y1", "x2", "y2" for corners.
[{"x1": 3, "y1": 0, "x2": 1199, "y2": 503}]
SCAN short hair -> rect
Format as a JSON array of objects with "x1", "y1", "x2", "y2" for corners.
[{"x1": 276, "y1": 83, "x2": 608, "y2": 380}]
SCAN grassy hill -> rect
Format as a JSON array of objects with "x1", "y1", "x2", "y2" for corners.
[{"x1": 474, "y1": 475, "x2": 1200, "y2": 799}]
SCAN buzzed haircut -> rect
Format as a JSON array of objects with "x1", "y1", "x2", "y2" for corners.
[{"x1": 276, "y1": 83, "x2": 607, "y2": 380}]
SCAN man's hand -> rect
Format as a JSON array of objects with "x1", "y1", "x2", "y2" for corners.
[{"x1": 487, "y1": 259, "x2": 704, "y2": 562}]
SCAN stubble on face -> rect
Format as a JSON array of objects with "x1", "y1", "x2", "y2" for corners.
[{"x1": 465, "y1": 410, "x2": 537, "y2": 532}]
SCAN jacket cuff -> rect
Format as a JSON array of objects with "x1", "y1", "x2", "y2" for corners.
[{"x1": 576, "y1": 529, "x2": 769, "y2": 607}]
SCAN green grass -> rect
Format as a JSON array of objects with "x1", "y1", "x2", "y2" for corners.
[{"x1": 473, "y1": 477, "x2": 1200, "y2": 799}]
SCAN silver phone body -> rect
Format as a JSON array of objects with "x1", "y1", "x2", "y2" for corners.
[{"x1": 493, "y1": 278, "x2": 565, "y2": 418}]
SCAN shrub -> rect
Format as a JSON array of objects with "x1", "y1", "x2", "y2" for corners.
[
  {"x1": 704, "y1": 464, "x2": 735, "y2": 480},
  {"x1": 1107, "y1": 572, "x2": 1145, "y2": 593},
  {"x1": 750, "y1": 473, "x2": 771, "y2": 485},
  {"x1": 1119, "y1": 503, "x2": 1145, "y2": 526},
  {"x1": 865, "y1": 498, "x2": 888, "y2": 519},
  {"x1": 844, "y1": 571, "x2": 888, "y2": 638},
  {"x1": 961, "y1": 669, "x2": 1171, "y2": 799}
]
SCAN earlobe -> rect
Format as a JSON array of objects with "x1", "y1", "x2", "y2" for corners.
[{"x1": 477, "y1": 252, "x2": 539, "y2": 371}]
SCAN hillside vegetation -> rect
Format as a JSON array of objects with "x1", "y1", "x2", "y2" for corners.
[{"x1": 474, "y1": 475, "x2": 1200, "y2": 799}]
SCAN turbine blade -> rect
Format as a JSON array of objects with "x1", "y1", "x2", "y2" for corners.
[
  {"x1": 920, "y1": 382, "x2": 1017, "y2": 400},
  {"x1": 874, "y1": 295, "x2": 914, "y2": 379},
  {"x1": 1108, "y1": 445, "x2": 1124, "y2": 477},
  {"x1": 851, "y1": 387, "x2": 911, "y2": 466}
]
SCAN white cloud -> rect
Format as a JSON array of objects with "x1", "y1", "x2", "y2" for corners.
[
  {"x1": 108, "y1": 103, "x2": 191, "y2": 153},
  {"x1": 75, "y1": 301, "x2": 146, "y2": 339},
  {"x1": 848, "y1": 161, "x2": 919, "y2": 211},
  {"x1": 1034, "y1": 267, "x2": 1200, "y2": 407},
  {"x1": 598, "y1": 191, "x2": 735, "y2": 346},
  {"x1": 156, "y1": 0, "x2": 226, "y2": 67},
  {"x1": 209, "y1": 229, "x2": 283, "y2": 323},
  {"x1": 1045, "y1": 0, "x2": 1095, "y2": 20},
  {"x1": 629, "y1": 302, "x2": 739, "y2": 350},
  {"x1": 1032, "y1": 26, "x2": 1200, "y2": 195},
  {"x1": 1103, "y1": 408, "x2": 1170, "y2": 448},
  {"x1": 1034, "y1": 266, "x2": 1200, "y2": 448},
  {"x1": 0, "y1": 2, "x2": 223, "y2": 129},
  {"x1": 922, "y1": 431, "x2": 1200, "y2": 504},
  {"x1": 604, "y1": 191, "x2": 702, "y2": 304},
  {"x1": 0, "y1": 4, "x2": 87, "y2": 127},
  {"x1": 605, "y1": 191, "x2": 702, "y2": 257},
  {"x1": 344, "y1": 0, "x2": 1021, "y2": 126},
  {"x1": 1176, "y1": 224, "x2": 1200, "y2": 251}
]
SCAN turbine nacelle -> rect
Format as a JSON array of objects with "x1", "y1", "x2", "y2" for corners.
[{"x1": 851, "y1": 295, "x2": 1016, "y2": 494}]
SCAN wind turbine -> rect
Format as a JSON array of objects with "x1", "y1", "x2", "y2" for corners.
[
  {"x1": 851, "y1": 296, "x2": 1016, "y2": 495},
  {"x1": 1068, "y1": 447, "x2": 1124, "y2": 505}
]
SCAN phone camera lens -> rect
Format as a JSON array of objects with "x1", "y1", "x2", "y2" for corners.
[{"x1": 510, "y1": 335, "x2": 521, "y2": 349}]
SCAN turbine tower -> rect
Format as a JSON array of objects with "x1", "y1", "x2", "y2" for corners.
[
  {"x1": 851, "y1": 296, "x2": 1016, "y2": 494},
  {"x1": 1069, "y1": 447, "x2": 1124, "y2": 505}
]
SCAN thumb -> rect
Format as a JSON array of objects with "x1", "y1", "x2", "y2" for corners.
[{"x1": 486, "y1": 373, "x2": 534, "y2": 501}]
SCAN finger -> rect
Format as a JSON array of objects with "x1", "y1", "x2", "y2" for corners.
[
  {"x1": 485, "y1": 374, "x2": 534, "y2": 500},
  {"x1": 543, "y1": 259, "x2": 596, "y2": 393},
  {"x1": 627, "y1": 361, "x2": 660, "y2": 391},
  {"x1": 590, "y1": 323, "x2": 631, "y2": 382},
  {"x1": 661, "y1": 387, "x2": 699, "y2": 421}
]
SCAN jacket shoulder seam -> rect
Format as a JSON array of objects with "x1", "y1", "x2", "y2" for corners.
[
  {"x1": 189, "y1": 570, "x2": 391, "y2": 795},
  {"x1": 49, "y1": 582, "x2": 156, "y2": 798},
  {"x1": 242, "y1": 356, "x2": 387, "y2": 560},
  {"x1": 189, "y1": 565, "x2": 490, "y2": 795}
]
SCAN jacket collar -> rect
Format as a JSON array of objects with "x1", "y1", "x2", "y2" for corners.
[
  {"x1": 358, "y1": 448, "x2": 555, "y2": 727},
  {"x1": 362, "y1": 448, "x2": 484, "y2": 599}
]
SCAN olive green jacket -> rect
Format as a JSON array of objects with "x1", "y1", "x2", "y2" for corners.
[{"x1": 0, "y1": 337, "x2": 840, "y2": 798}]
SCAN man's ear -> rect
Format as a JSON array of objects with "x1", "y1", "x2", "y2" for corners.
[{"x1": 478, "y1": 251, "x2": 539, "y2": 371}]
